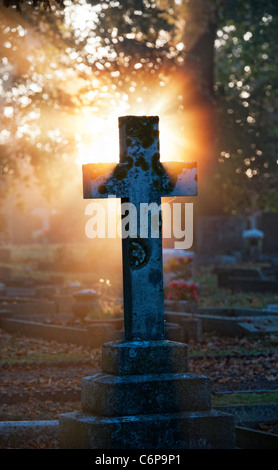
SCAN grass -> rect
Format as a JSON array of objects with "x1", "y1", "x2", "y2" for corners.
[
  {"x1": 211, "y1": 391, "x2": 278, "y2": 407},
  {"x1": 189, "y1": 333, "x2": 278, "y2": 357},
  {"x1": 189, "y1": 346, "x2": 278, "y2": 358},
  {"x1": 0, "y1": 352, "x2": 90, "y2": 365},
  {"x1": 0, "y1": 329, "x2": 98, "y2": 366},
  {"x1": 195, "y1": 270, "x2": 278, "y2": 310}
]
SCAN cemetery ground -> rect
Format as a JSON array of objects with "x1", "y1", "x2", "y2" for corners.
[
  {"x1": 0, "y1": 329, "x2": 277, "y2": 449},
  {"x1": 0, "y1": 244, "x2": 278, "y2": 448}
]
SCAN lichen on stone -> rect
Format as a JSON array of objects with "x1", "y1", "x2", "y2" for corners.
[
  {"x1": 134, "y1": 156, "x2": 150, "y2": 171},
  {"x1": 98, "y1": 184, "x2": 108, "y2": 195},
  {"x1": 153, "y1": 179, "x2": 159, "y2": 189},
  {"x1": 125, "y1": 156, "x2": 134, "y2": 170},
  {"x1": 152, "y1": 172, "x2": 177, "y2": 193},
  {"x1": 124, "y1": 116, "x2": 159, "y2": 149},
  {"x1": 141, "y1": 161, "x2": 150, "y2": 171},
  {"x1": 113, "y1": 164, "x2": 128, "y2": 181},
  {"x1": 134, "y1": 156, "x2": 145, "y2": 167},
  {"x1": 151, "y1": 153, "x2": 164, "y2": 176}
]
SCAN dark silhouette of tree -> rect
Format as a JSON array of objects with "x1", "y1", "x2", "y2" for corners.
[{"x1": 1, "y1": 0, "x2": 277, "y2": 220}]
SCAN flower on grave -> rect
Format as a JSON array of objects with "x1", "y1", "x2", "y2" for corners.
[
  {"x1": 163, "y1": 256, "x2": 193, "y2": 280},
  {"x1": 167, "y1": 280, "x2": 199, "y2": 302}
]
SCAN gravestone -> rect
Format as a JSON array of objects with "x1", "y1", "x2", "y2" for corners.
[
  {"x1": 215, "y1": 266, "x2": 278, "y2": 293},
  {"x1": 196, "y1": 215, "x2": 246, "y2": 256},
  {"x1": 59, "y1": 116, "x2": 235, "y2": 449},
  {"x1": 260, "y1": 212, "x2": 278, "y2": 254}
]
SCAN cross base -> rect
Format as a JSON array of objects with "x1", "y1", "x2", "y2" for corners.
[
  {"x1": 59, "y1": 409, "x2": 235, "y2": 449},
  {"x1": 81, "y1": 371, "x2": 211, "y2": 416},
  {"x1": 59, "y1": 340, "x2": 235, "y2": 449},
  {"x1": 101, "y1": 340, "x2": 188, "y2": 375}
]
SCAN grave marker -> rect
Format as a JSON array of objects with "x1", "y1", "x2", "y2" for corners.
[
  {"x1": 83, "y1": 115, "x2": 197, "y2": 341},
  {"x1": 59, "y1": 116, "x2": 235, "y2": 449}
]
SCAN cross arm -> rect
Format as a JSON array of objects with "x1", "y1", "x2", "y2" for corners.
[
  {"x1": 158, "y1": 162, "x2": 197, "y2": 197},
  {"x1": 83, "y1": 161, "x2": 197, "y2": 199},
  {"x1": 82, "y1": 163, "x2": 130, "y2": 199}
]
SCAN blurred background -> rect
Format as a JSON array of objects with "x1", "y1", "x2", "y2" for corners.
[{"x1": 0, "y1": 0, "x2": 277, "y2": 286}]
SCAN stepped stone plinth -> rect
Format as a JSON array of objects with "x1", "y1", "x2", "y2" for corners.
[{"x1": 59, "y1": 340, "x2": 235, "y2": 449}]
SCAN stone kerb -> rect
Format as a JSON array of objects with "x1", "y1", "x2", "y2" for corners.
[
  {"x1": 0, "y1": 298, "x2": 56, "y2": 316},
  {"x1": 0, "y1": 317, "x2": 119, "y2": 348},
  {"x1": 0, "y1": 421, "x2": 59, "y2": 448},
  {"x1": 195, "y1": 313, "x2": 278, "y2": 336},
  {"x1": 0, "y1": 314, "x2": 191, "y2": 347},
  {"x1": 164, "y1": 312, "x2": 202, "y2": 342}
]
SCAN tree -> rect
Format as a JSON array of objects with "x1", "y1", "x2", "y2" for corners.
[
  {"x1": 213, "y1": 0, "x2": 278, "y2": 217},
  {"x1": 0, "y1": 0, "x2": 277, "y2": 227}
]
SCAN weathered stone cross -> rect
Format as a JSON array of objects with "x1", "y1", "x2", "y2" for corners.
[{"x1": 83, "y1": 115, "x2": 197, "y2": 341}]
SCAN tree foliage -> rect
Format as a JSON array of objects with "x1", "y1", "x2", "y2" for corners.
[
  {"x1": 213, "y1": 0, "x2": 278, "y2": 215},
  {"x1": 0, "y1": 0, "x2": 277, "y2": 220},
  {"x1": 0, "y1": 0, "x2": 184, "y2": 205}
]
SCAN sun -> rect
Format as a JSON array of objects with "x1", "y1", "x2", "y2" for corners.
[{"x1": 74, "y1": 79, "x2": 197, "y2": 167}]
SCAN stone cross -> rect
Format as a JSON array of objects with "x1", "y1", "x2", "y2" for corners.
[{"x1": 83, "y1": 115, "x2": 197, "y2": 341}]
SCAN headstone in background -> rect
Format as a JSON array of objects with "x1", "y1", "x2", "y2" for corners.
[
  {"x1": 196, "y1": 215, "x2": 247, "y2": 256},
  {"x1": 260, "y1": 212, "x2": 278, "y2": 254}
]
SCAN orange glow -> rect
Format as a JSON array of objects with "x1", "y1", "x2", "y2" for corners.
[
  {"x1": 0, "y1": 7, "x2": 214, "y2": 194},
  {"x1": 74, "y1": 75, "x2": 210, "y2": 170}
]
